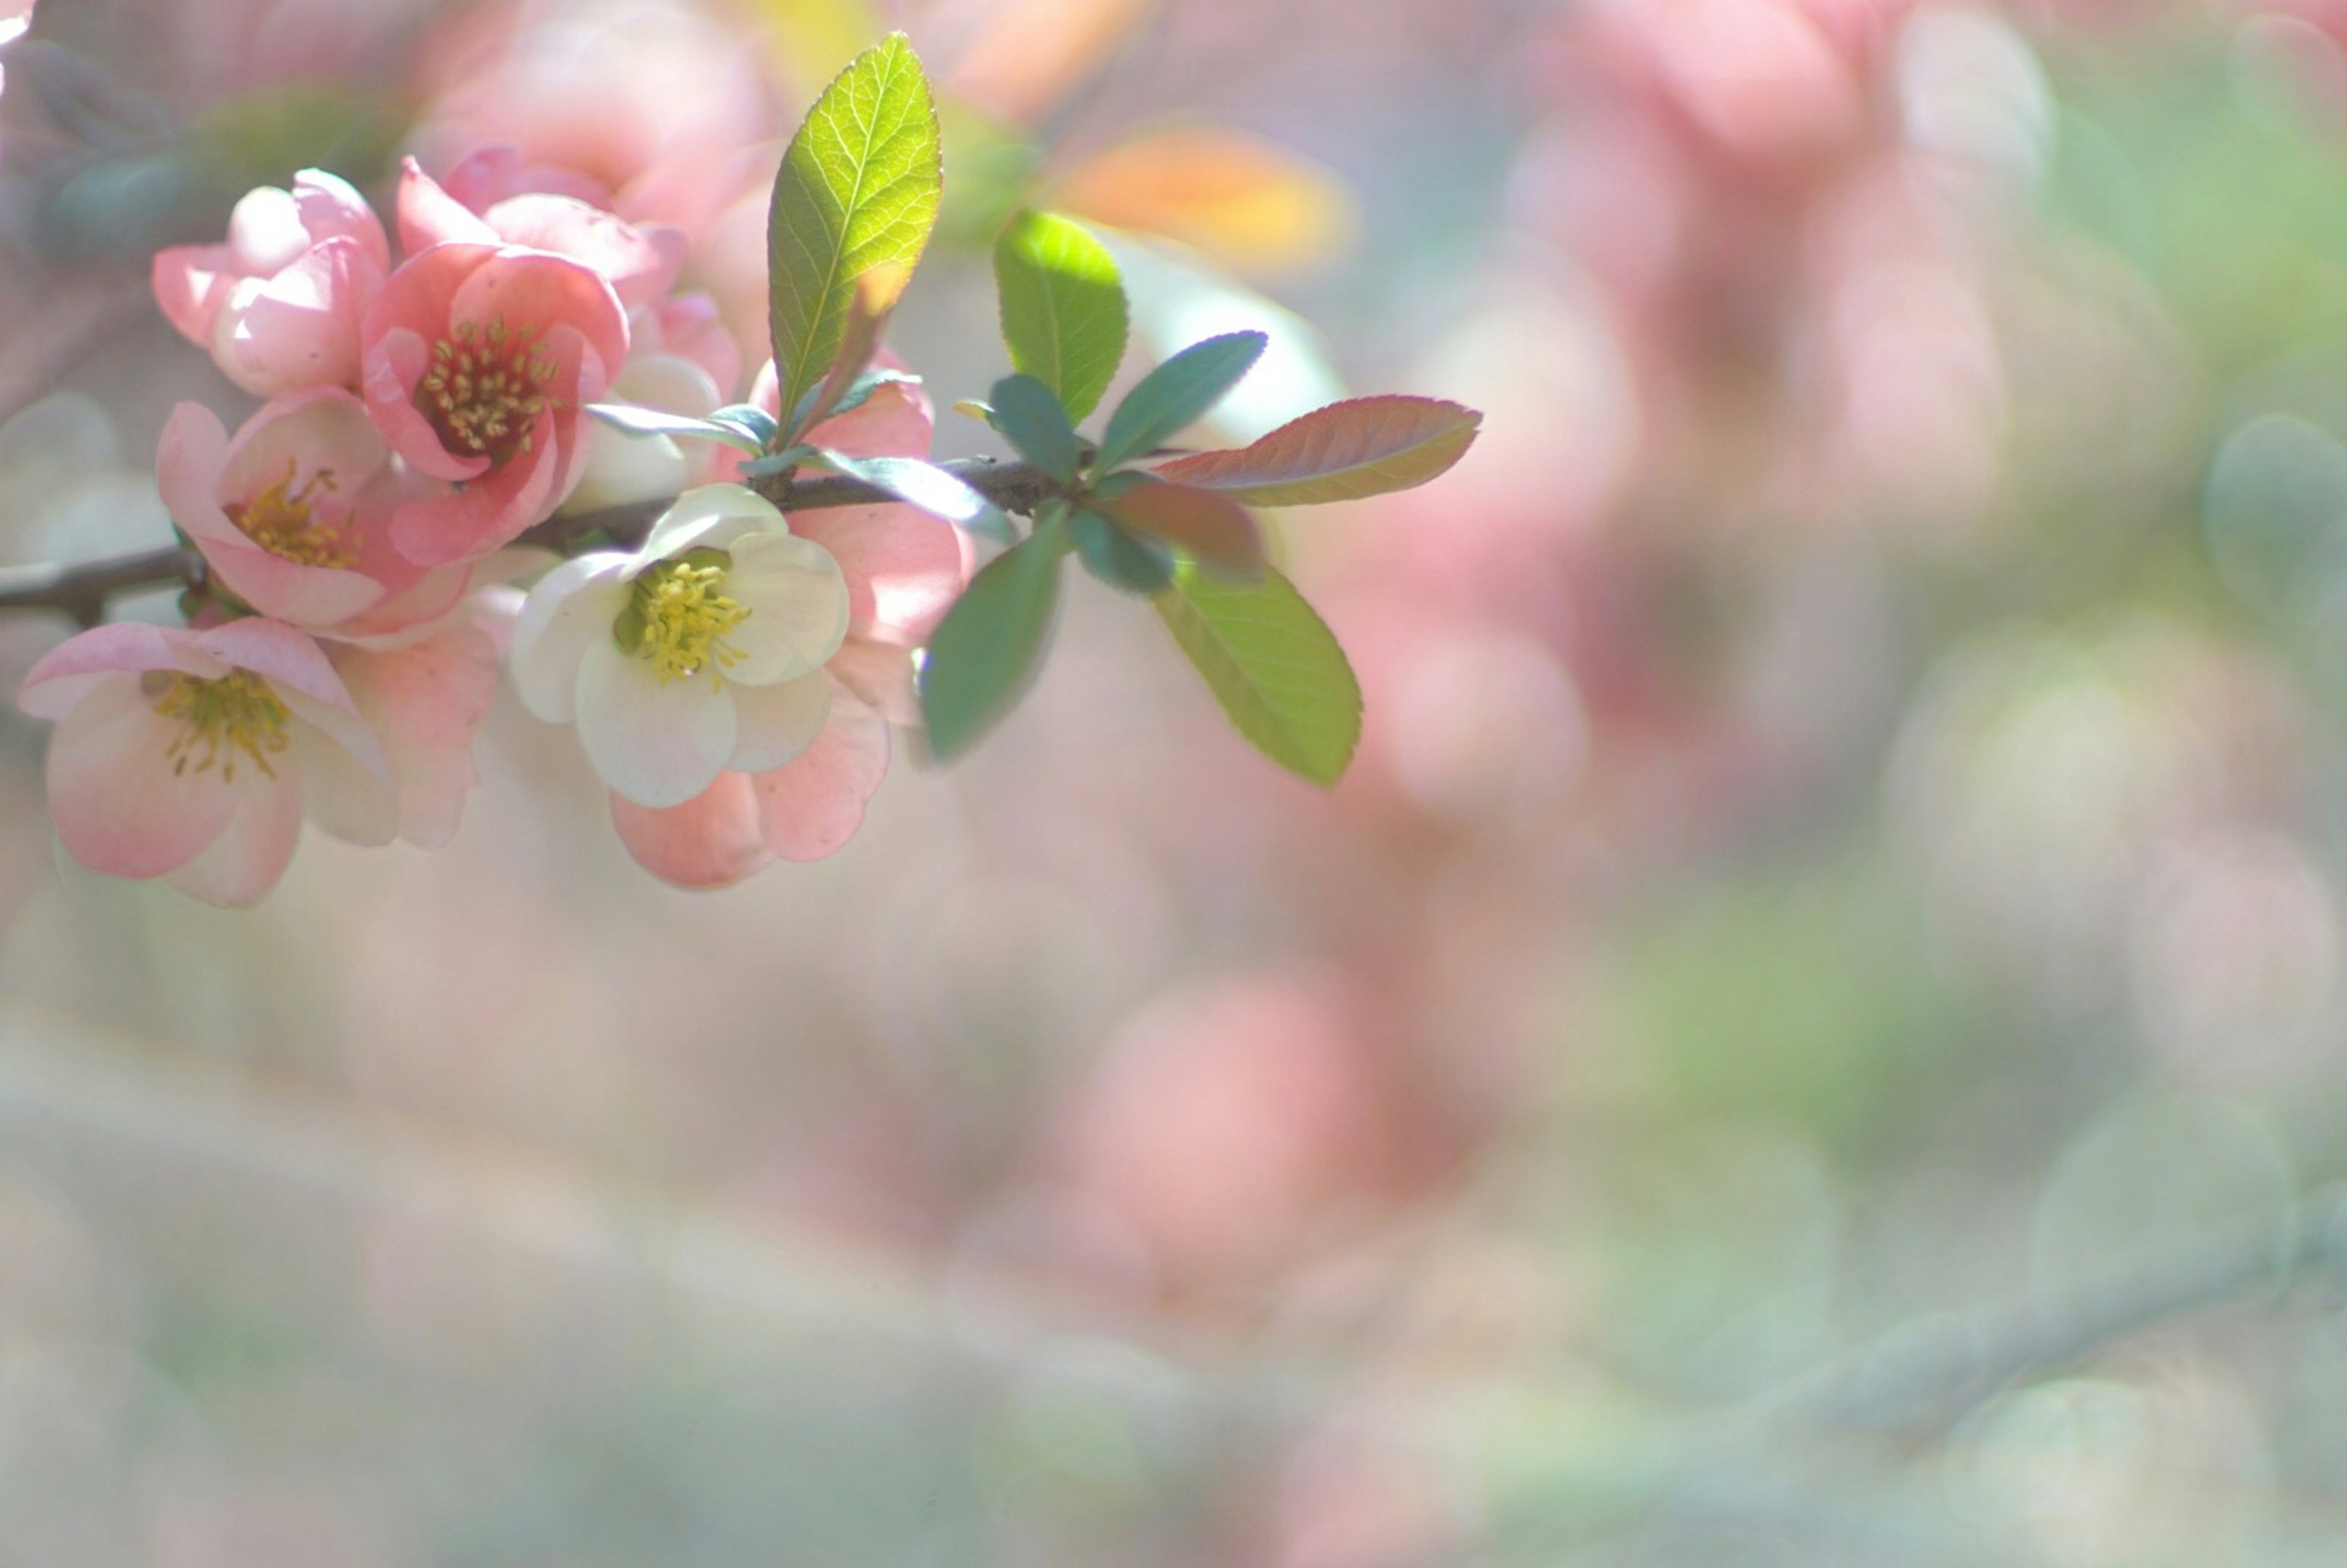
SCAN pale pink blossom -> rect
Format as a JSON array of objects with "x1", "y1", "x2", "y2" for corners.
[
  {"x1": 152, "y1": 170, "x2": 391, "y2": 397},
  {"x1": 157, "y1": 390, "x2": 472, "y2": 640},
  {"x1": 359, "y1": 241, "x2": 628, "y2": 567},
  {"x1": 17, "y1": 618, "x2": 395, "y2": 906},
  {"x1": 509, "y1": 484, "x2": 850, "y2": 810},
  {"x1": 560, "y1": 297, "x2": 743, "y2": 517},
  {"x1": 329, "y1": 592, "x2": 511, "y2": 848},
  {"x1": 395, "y1": 156, "x2": 685, "y2": 311}
]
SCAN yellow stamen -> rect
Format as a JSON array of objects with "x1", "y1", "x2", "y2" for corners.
[
  {"x1": 148, "y1": 669, "x2": 291, "y2": 783},
  {"x1": 415, "y1": 315, "x2": 562, "y2": 466},
  {"x1": 618, "y1": 552, "x2": 751, "y2": 689},
  {"x1": 226, "y1": 457, "x2": 352, "y2": 568}
]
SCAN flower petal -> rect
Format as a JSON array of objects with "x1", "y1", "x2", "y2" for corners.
[
  {"x1": 722, "y1": 531, "x2": 848, "y2": 684},
  {"x1": 608, "y1": 771, "x2": 771, "y2": 890},
  {"x1": 45, "y1": 674, "x2": 241, "y2": 878},
  {"x1": 164, "y1": 770, "x2": 306, "y2": 907},
  {"x1": 752, "y1": 686, "x2": 891, "y2": 862},
  {"x1": 576, "y1": 634, "x2": 738, "y2": 808},
  {"x1": 509, "y1": 554, "x2": 631, "y2": 722},
  {"x1": 727, "y1": 669, "x2": 829, "y2": 773},
  {"x1": 638, "y1": 482, "x2": 785, "y2": 562}
]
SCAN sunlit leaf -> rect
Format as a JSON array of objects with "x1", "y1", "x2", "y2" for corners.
[
  {"x1": 988, "y1": 373, "x2": 1082, "y2": 483},
  {"x1": 1094, "y1": 331, "x2": 1265, "y2": 473},
  {"x1": 768, "y1": 33, "x2": 940, "y2": 447},
  {"x1": 994, "y1": 210, "x2": 1128, "y2": 423},
  {"x1": 1153, "y1": 395, "x2": 1481, "y2": 505},
  {"x1": 1098, "y1": 475, "x2": 1262, "y2": 574},
  {"x1": 812, "y1": 449, "x2": 1018, "y2": 546},
  {"x1": 919, "y1": 529, "x2": 1065, "y2": 758},
  {"x1": 1154, "y1": 560, "x2": 1360, "y2": 785},
  {"x1": 586, "y1": 403, "x2": 766, "y2": 455}
]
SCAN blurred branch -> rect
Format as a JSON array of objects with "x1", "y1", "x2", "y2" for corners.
[{"x1": 0, "y1": 457, "x2": 1058, "y2": 625}]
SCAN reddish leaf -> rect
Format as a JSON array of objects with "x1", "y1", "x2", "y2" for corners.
[
  {"x1": 1100, "y1": 480, "x2": 1263, "y2": 574},
  {"x1": 1154, "y1": 395, "x2": 1479, "y2": 506}
]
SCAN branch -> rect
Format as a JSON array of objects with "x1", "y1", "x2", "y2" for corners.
[{"x1": 0, "y1": 457, "x2": 1061, "y2": 624}]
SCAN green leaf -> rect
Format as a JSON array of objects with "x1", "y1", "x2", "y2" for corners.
[
  {"x1": 993, "y1": 210, "x2": 1128, "y2": 423},
  {"x1": 586, "y1": 403, "x2": 766, "y2": 455},
  {"x1": 1155, "y1": 560, "x2": 1361, "y2": 786},
  {"x1": 1153, "y1": 395, "x2": 1482, "y2": 505},
  {"x1": 1069, "y1": 508, "x2": 1173, "y2": 595},
  {"x1": 708, "y1": 403, "x2": 781, "y2": 449},
  {"x1": 768, "y1": 32, "x2": 941, "y2": 445},
  {"x1": 988, "y1": 373, "x2": 1082, "y2": 483},
  {"x1": 919, "y1": 529, "x2": 1066, "y2": 758},
  {"x1": 812, "y1": 449, "x2": 1017, "y2": 546},
  {"x1": 1094, "y1": 331, "x2": 1265, "y2": 473}
]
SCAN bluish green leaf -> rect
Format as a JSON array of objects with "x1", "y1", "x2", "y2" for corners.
[
  {"x1": 994, "y1": 210, "x2": 1128, "y2": 423},
  {"x1": 768, "y1": 33, "x2": 940, "y2": 445},
  {"x1": 1154, "y1": 560, "x2": 1360, "y2": 785},
  {"x1": 988, "y1": 373, "x2": 1082, "y2": 483},
  {"x1": 586, "y1": 403, "x2": 765, "y2": 455},
  {"x1": 813, "y1": 449, "x2": 1017, "y2": 546},
  {"x1": 708, "y1": 403, "x2": 781, "y2": 449},
  {"x1": 1069, "y1": 507, "x2": 1172, "y2": 595},
  {"x1": 919, "y1": 529, "x2": 1065, "y2": 758},
  {"x1": 1094, "y1": 331, "x2": 1265, "y2": 473}
]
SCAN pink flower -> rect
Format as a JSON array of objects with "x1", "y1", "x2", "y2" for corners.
[
  {"x1": 17, "y1": 618, "x2": 395, "y2": 906},
  {"x1": 606, "y1": 692, "x2": 892, "y2": 887},
  {"x1": 359, "y1": 241, "x2": 628, "y2": 567},
  {"x1": 329, "y1": 592, "x2": 511, "y2": 848},
  {"x1": 396, "y1": 156, "x2": 686, "y2": 311},
  {"x1": 152, "y1": 170, "x2": 391, "y2": 397},
  {"x1": 156, "y1": 390, "x2": 472, "y2": 640}
]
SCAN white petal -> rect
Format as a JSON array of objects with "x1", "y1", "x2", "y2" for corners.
[
  {"x1": 576, "y1": 634, "x2": 738, "y2": 808},
  {"x1": 722, "y1": 532, "x2": 849, "y2": 685},
  {"x1": 510, "y1": 555, "x2": 632, "y2": 722},
  {"x1": 638, "y1": 482, "x2": 786, "y2": 562},
  {"x1": 727, "y1": 670, "x2": 830, "y2": 773}
]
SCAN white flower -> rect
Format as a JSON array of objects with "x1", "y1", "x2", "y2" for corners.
[{"x1": 510, "y1": 483, "x2": 848, "y2": 807}]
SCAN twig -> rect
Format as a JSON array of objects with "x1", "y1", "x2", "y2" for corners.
[{"x1": 0, "y1": 457, "x2": 1059, "y2": 625}]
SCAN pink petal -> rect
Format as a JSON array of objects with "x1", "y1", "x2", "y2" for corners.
[
  {"x1": 609, "y1": 771, "x2": 771, "y2": 889},
  {"x1": 803, "y1": 376, "x2": 933, "y2": 461},
  {"x1": 825, "y1": 636, "x2": 919, "y2": 726},
  {"x1": 752, "y1": 686, "x2": 890, "y2": 862},
  {"x1": 224, "y1": 236, "x2": 383, "y2": 395},
  {"x1": 787, "y1": 501, "x2": 971, "y2": 645},
  {"x1": 395, "y1": 157, "x2": 499, "y2": 254},
  {"x1": 152, "y1": 243, "x2": 235, "y2": 346},
  {"x1": 18, "y1": 623, "x2": 222, "y2": 719},
  {"x1": 45, "y1": 674, "x2": 241, "y2": 878},
  {"x1": 482, "y1": 193, "x2": 683, "y2": 308},
  {"x1": 164, "y1": 770, "x2": 306, "y2": 907},
  {"x1": 332, "y1": 620, "x2": 500, "y2": 849},
  {"x1": 291, "y1": 169, "x2": 389, "y2": 268},
  {"x1": 192, "y1": 618, "x2": 354, "y2": 710}
]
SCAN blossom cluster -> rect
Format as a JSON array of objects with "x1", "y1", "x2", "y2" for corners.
[{"x1": 17, "y1": 153, "x2": 969, "y2": 903}]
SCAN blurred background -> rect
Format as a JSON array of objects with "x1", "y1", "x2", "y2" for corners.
[{"x1": 7, "y1": 0, "x2": 2347, "y2": 1562}]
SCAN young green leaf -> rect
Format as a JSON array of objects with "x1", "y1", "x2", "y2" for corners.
[
  {"x1": 1098, "y1": 475, "x2": 1263, "y2": 576},
  {"x1": 812, "y1": 449, "x2": 1018, "y2": 546},
  {"x1": 1155, "y1": 561, "x2": 1361, "y2": 786},
  {"x1": 988, "y1": 373, "x2": 1082, "y2": 483},
  {"x1": 919, "y1": 529, "x2": 1066, "y2": 758},
  {"x1": 1153, "y1": 395, "x2": 1481, "y2": 505},
  {"x1": 993, "y1": 210, "x2": 1128, "y2": 423},
  {"x1": 1069, "y1": 508, "x2": 1174, "y2": 595},
  {"x1": 1093, "y1": 331, "x2": 1266, "y2": 474},
  {"x1": 768, "y1": 33, "x2": 941, "y2": 445}
]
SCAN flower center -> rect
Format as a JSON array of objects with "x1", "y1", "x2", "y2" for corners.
[
  {"x1": 147, "y1": 670, "x2": 292, "y2": 782},
  {"x1": 614, "y1": 549, "x2": 751, "y2": 688},
  {"x1": 225, "y1": 458, "x2": 353, "y2": 568},
  {"x1": 416, "y1": 317, "x2": 559, "y2": 466}
]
